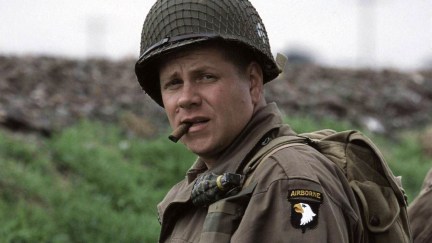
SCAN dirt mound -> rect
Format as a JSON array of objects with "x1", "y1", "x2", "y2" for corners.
[
  {"x1": 0, "y1": 55, "x2": 166, "y2": 137},
  {"x1": 1, "y1": 55, "x2": 431, "y2": 137},
  {"x1": 268, "y1": 64, "x2": 432, "y2": 133}
]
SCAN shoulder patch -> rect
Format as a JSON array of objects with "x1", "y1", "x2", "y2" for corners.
[{"x1": 288, "y1": 189, "x2": 324, "y2": 233}]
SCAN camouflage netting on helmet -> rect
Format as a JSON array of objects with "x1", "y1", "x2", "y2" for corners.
[{"x1": 135, "y1": 0, "x2": 280, "y2": 106}]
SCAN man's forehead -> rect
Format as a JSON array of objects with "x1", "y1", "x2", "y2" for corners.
[{"x1": 158, "y1": 44, "x2": 227, "y2": 68}]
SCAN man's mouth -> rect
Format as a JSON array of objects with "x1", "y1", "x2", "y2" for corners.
[
  {"x1": 191, "y1": 119, "x2": 209, "y2": 126},
  {"x1": 183, "y1": 118, "x2": 210, "y2": 132},
  {"x1": 183, "y1": 117, "x2": 210, "y2": 125}
]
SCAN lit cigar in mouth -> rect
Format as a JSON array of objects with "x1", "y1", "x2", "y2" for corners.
[{"x1": 168, "y1": 123, "x2": 192, "y2": 143}]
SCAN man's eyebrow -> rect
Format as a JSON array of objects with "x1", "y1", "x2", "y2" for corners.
[
  {"x1": 160, "y1": 64, "x2": 217, "y2": 81},
  {"x1": 160, "y1": 71, "x2": 181, "y2": 84},
  {"x1": 190, "y1": 65, "x2": 217, "y2": 74}
]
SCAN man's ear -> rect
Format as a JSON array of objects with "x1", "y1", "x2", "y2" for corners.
[{"x1": 247, "y1": 61, "x2": 264, "y2": 105}]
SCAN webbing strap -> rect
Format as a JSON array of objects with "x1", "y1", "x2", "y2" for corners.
[{"x1": 242, "y1": 136, "x2": 306, "y2": 187}]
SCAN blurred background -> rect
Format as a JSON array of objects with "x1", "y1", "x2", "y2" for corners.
[
  {"x1": 1, "y1": 0, "x2": 431, "y2": 69},
  {"x1": 1, "y1": 0, "x2": 432, "y2": 242}
]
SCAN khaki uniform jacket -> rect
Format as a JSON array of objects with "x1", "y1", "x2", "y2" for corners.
[
  {"x1": 157, "y1": 103, "x2": 363, "y2": 243},
  {"x1": 408, "y1": 168, "x2": 432, "y2": 243}
]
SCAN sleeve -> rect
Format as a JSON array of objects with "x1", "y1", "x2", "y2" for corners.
[
  {"x1": 408, "y1": 168, "x2": 432, "y2": 243},
  {"x1": 231, "y1": 155, "x2": 361, "y2": 243}
]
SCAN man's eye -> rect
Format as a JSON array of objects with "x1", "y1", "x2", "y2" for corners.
[
  {"x1": 201, "y1": 74, "x2": 217, "y2": 82},
  {"x1": 163, "y1": 79, "x2": 182, "y2": 90}
]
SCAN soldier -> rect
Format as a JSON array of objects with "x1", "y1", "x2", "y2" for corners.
[
  {"x1": 408, "y1": 168, "x2": 432, "y2": 243},
  {"x1": 135, "y1": 0, "x2": 362, "y2": 242}
]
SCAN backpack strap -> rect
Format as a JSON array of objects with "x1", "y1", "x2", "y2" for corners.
[{"x1": 242, "y1": 136, "x2": 306, "y2": 187}]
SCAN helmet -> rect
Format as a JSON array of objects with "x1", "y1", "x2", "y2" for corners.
[{"x1": 135, "y1": 0, "x2": 281, "y2": 106}]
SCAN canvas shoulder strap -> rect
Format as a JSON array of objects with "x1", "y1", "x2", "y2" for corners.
[{"x1": 241, "y1": 136, "x2": 306, "y2": 187}]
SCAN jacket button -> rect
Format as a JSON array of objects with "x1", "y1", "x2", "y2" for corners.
[{"x1": 370, "y1": 216, "x2": 380, "y2": 226}]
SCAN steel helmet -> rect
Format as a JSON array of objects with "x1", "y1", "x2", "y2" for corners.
[{"x1": 135, "y1": 0, "x2": 282, "y2": 106}]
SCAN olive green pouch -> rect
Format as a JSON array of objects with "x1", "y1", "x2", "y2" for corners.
[{"x1": 199, "y1": 182, "x2": 257, "y2": 243}]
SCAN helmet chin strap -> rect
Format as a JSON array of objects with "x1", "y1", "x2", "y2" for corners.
[{"x1": 275, "y1": 53, "x2": 288, "y2": 75}]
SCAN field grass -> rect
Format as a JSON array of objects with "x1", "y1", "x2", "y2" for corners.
[{"x1": 0, "y1": 117, "x2": 430, "y2": 242}]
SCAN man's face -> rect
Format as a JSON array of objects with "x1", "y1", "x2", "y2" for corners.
[{"x1": 159, "y1": 45, "x2": 261, "y2": 165}]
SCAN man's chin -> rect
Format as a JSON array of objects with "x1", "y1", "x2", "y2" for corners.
[{"x1": 187, "y1": 144, "x2": 221, "y2": 162}]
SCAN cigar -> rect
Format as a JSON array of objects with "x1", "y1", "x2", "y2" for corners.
[{"x1": 168, "y1": 123, "x2": 192, "y2": 143}]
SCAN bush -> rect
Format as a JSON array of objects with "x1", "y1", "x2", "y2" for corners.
[
  {"x1": 0, "y1": 121, "x2": 195, "y2": 242},
  {"x1": 374, "y1": 132, "x2": 432, "y2": 201},
  {"x1": 0, "y1": 118, "x2": 430, "y2": 242}
]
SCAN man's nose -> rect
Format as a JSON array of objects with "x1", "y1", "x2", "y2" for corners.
[{"x1": 177, "y1": 83, "x2": 201, "y2": 109}]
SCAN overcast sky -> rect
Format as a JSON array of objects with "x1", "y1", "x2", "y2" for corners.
[{"x1": 1, "y1": 0, "x2": 431, "y2": 70}]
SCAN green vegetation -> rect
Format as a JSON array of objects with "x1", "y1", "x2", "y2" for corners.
[
  {"x1": 0, "y1": 121, "x2": 195, "y2": 242},
  {"x1": 0, "y1": 117, "x2": 430, "y2": 242}
]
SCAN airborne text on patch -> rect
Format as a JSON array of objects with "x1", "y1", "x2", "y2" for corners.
[{"x1": 289, "y1": 189, "x2": 322, "y2": 201}]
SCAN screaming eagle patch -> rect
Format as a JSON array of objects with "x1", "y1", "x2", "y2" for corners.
[{"x1": 288, "y1": 189, "x2": 324, "y2": 233}]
